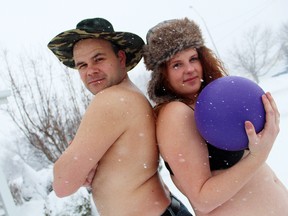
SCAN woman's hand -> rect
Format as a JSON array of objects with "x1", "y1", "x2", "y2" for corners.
[{"x1": 245, "y1": 92, "x2": 280, "y2": 161}]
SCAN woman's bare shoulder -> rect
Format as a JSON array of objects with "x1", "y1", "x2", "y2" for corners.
[{"x1": 158, "y1": 101, "x2": 193, "y2": 116}]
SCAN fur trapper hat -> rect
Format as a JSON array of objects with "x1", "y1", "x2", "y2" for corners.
[
  {"x1": 143, "y1": 18, "x2": 205, "y2": 105},
  {"x1": 143, "y1": 17, "x2": 204, "y2": 72}
]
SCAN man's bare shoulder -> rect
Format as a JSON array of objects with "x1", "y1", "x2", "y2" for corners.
[{"x1": 90, "y1": 83, "x2": 151, "y2": 113}]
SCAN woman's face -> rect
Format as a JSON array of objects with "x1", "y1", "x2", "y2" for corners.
[{"x1": 166, "y1": 48, "x2": 203, "y2": 99}]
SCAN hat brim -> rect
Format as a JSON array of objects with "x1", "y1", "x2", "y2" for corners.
[{"x1": 48, "y1": 29, "x2": 144, "y2": 72}]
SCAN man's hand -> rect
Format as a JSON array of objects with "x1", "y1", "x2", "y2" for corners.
[{"x1": 83, "y1": 164, "x2": 98, "y2": 188}]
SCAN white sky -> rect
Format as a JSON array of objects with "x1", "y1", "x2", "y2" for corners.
[
  {"x1": 1, "y1": 0, "x2": 287, "y2": 91},
  {"x1": 1, "y1": 0, "x2": 287, "y2": 54}
]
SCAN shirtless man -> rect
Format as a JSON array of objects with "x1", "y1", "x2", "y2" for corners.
[{"x1": 47, "y1": 18, "x2": 192, "y2": 216}]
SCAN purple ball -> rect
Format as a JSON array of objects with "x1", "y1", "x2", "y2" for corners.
[{"x1": 194, "y1": 76, "x2": 266, "y2": 151}]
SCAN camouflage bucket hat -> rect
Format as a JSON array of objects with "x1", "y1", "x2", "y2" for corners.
[{"x1": 48, "y1": 17, "x2": 144, "y2": 72}]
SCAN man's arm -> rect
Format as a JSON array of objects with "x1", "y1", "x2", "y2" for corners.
[
  {"x1": 53, "y1": 89, "x2": 128, "y2": 197},
  {"x1": 67, "y1": 140, "x2": 98, "y2": 189}
]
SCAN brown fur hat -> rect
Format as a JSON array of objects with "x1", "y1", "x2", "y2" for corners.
[
  {"x1": 143, "y1": 18, "x2": 205, "y2": 105},
  {"x1": 143, "y1": 17, "x2": 204, "y2": 72}
]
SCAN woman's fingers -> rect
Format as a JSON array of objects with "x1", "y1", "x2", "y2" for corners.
[
  {"x1": 245, "y1": 121, "x2": 259, "y2": 153},
  {"x1": 246, "y1": 92, "x2": 280, "y2": 160},
  {"x1": 262, "y1": 93, "x2": 280, "y2": 136},
  {"x1": 245, "y1": 121, "x2": 256, "y2": 142},
  {"x1": 265, "y1": 92, "x2": 280, "y2": 128}
]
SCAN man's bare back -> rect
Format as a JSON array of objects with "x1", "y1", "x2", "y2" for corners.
[
  {"x1": 90, "y1": 80, "x2": 171, "y2": 215},
  {"x1": 53, "y1": 79, "x2": 171, "y2": 215}
]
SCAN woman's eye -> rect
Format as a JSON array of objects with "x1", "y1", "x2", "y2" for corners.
[
  {"x1": 190, "y1": 57, "x2": 199, "y2": 62},
  {"x1": 173, "y1": 63, "x2": 180, "y2": 69}
]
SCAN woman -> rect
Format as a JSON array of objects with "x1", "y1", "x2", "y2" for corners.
[{"x1": 143, "y1": 17, "x2": 288, "y2": 216}]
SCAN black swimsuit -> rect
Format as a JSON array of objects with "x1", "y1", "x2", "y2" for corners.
[
  {"x1": 165, "y1": 144, "x2": 244, "y2": 175},
  {"x1": 206, "y1": 143, "x2": 244, "y2": 171},
  {"x1": 163, "y1": 103, "x2": 244, "y2": 175}
]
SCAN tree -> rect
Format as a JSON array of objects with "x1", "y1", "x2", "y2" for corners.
[
  {"x1": 0, "y1": 49, "x2": 91, "y2": 163},
  {"x1": 279, "y1": 21, "x2": 288, "y2": 73},
  {"x1": 228, "y1": 25, "x2": 282, "y2": 83}
]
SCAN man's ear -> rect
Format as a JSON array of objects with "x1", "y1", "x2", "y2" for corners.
[{"x1": 117, "y1": 50, "x2": 126, "y2": 68}]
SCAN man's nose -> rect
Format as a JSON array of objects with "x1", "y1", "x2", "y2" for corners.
[{"x1": 87, "y1": 64, "x2": 99, "y2": 76}]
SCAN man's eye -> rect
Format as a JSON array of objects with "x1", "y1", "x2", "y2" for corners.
[
  {"x1": 93, "y1": 57, "x2": 104, "y2": 62},
  {"x1": 78, "y1": 64, "x2": 87, "y2": 69}
]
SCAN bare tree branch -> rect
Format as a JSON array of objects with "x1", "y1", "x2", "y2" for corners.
[
  {"x1": 228, "y1": 25, "x2": 282, "y2": 83},
  {"x1": 1, "y1": 49, "x2": 91, "y2": 163}
]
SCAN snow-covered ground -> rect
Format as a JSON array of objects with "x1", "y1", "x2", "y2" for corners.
[{"x1": 1, "y1": 73, "x2": 287, "y2": 215}]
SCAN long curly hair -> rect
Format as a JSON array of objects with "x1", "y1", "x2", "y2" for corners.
[{"x1": 147, "y1": 46, "x2": 228, "y2": 113}]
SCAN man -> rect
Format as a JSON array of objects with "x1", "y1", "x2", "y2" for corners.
[{"x1": 48, "y1": 18, "x2": 192, "y2": 216}]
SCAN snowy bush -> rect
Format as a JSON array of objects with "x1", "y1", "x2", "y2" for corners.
[
  {"x1": 9, "y1": 178, "x2": 24, "y2": 205},
  {"x1": 4, "y1": 156, "x2": 98, "y2": 215},
  {"x1": 44, "y1": 188, "x2": 96, "y2": 216},
  {"x1": 7, "y1": 156, "x2": 52, "y2": 201}
]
